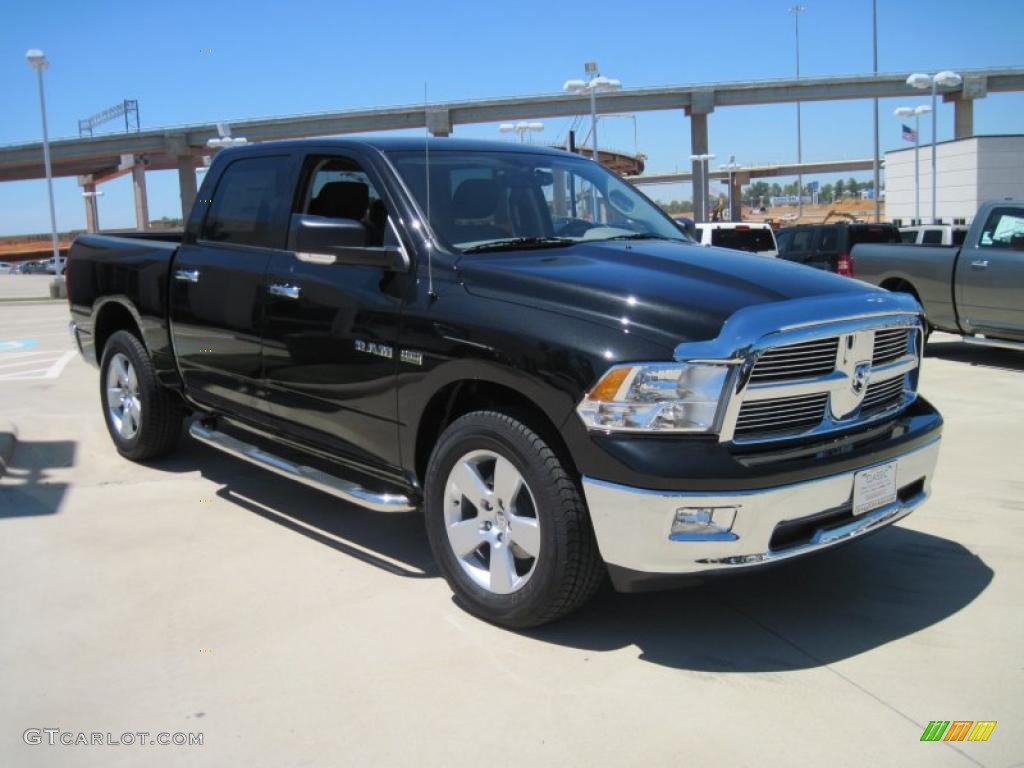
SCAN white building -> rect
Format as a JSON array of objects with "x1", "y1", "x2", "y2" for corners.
[{"x1": 885, "y1": 135, "x2": 1024, "y2": 226}]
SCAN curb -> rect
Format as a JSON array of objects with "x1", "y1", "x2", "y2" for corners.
[{"x1": 0, "y1": 420, "x2": 16, "y2": 478}]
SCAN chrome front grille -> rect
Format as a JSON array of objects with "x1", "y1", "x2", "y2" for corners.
[
  {"x1": 724, "y1": 320, "x2": 920, "y2": 443},
  {"x1": 748, "y1": 338, "x2": 839, "y2": 383},
  {"x1": 734, "y1": 392, "x2": 829, "y2": 437},
  {"x1": 872, "y1": 328, "x2": 911, "y2": 366},
  {"x1": 861, "y1": 376, "x2": 905, "y2": 414}
]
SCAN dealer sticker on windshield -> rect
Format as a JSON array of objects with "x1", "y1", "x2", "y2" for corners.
[{"x1": 852, "y1": 461, "x2": 898, "y2": 516}]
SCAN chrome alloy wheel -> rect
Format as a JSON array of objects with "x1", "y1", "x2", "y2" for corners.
[
  {"x1": 105, "y1": 352, "x2": 141, "y2": 440},
  {"x1": 444, "y1": 449, "x2": 541, "y2": 595}
]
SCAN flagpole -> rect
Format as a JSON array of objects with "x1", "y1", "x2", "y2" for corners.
[{"x1": 914, "y1": 114, "x2": 920, "y2": 224}]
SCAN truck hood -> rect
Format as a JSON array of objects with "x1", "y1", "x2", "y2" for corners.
[{"x1": 458, "y1": 239, "x2": 876, "y2": 349}]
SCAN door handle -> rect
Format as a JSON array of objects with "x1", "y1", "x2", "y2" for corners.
[
  {"x1": 174, "y1": 269, "x2": 200, "y2": 283},
  {"x1": 268, "y1": 283, "x2": 301, "y2": 300},
  {"x1": 970, "y1": 259, "x2": 990, "y2": 269}
]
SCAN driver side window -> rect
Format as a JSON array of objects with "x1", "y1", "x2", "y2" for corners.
[{"x1": 295, "y1": 156, "x2": 389, "y2": 247}]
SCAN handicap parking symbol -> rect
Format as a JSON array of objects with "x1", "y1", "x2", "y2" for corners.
[{"x1": 0, "y1": 338, "x2": 38, "y2": 352}]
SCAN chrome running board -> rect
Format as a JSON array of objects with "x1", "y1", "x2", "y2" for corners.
[
  {"x1": 961, "y1": 335, "x2": 1024, "y2": 352},
  {"x1": 188, "y1": 422, "x2": 415, "y2": 513}
]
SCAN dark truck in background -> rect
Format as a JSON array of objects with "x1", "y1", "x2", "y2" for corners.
[
  {"x1": 66, "y1": 138, "x2": 943, "y2": 627},
  {"x1": 853, "y1": 200, "x2": 1024, "y2": 349},
  {"x1": 777, "y1": 221, "x2": 902, "y2": 276}
]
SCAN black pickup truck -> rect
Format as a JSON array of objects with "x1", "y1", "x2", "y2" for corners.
[{"x1": 67, "y1": 138, "x2": 943, "y2": 627}]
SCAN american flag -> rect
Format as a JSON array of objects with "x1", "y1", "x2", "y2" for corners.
[{"x1": 902, "y1": 124, "x2": 918, "y2": 142}]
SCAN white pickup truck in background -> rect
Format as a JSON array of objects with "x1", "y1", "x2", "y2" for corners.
[
  {"x1": 693, "y1": 222, "x2": 779, "y2": 257},
  {"x1": 899, "y1": 224, "x2": 969, "y2": 246}
]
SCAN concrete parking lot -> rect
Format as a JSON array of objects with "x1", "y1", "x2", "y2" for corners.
[{"x1": 1, "y1": 297, "x2": 1022, "y2": 767}]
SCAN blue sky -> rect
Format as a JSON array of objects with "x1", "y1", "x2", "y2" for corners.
[{"x1": 1, "y1": 0, "x2": 1022, "y2": 235}]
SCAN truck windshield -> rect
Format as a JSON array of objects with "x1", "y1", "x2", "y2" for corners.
[{"x1": 386, "y1": 149, "x2": 691, "y2": 252}]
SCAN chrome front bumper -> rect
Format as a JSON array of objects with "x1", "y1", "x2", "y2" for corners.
[{"x1": 582, "y1": 436, "x2": 941, "y2": 575}]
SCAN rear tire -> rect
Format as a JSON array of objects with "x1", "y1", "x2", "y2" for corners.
[
  {"x1": 424, "y1": 411, "x2": 604, "y2": 628},
  {"x1": 99, "y1": 330, "x2": 184, "y2": 461}
]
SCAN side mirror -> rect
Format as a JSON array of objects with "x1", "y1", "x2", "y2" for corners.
[{"x1": 288, "y1": 214, "x2": 408, "y2": 271}]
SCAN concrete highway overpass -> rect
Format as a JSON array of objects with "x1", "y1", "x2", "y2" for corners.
[{"x1": 1, "y1": 67, "x2": 1019, "y2": 229}]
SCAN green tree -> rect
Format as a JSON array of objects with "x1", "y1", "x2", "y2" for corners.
[
  {"x1": 745, "y1": 181, "x2": 772, "y2": 207},
  {"x1": 821, "y1": 183, "x2": 834, "y2": 203},
  {"x1": 847, "y1": 177, "x2": 860, "y2": 196},
  {"x1": 834, "y1": 179, "x2": 846, "y2": 199}
]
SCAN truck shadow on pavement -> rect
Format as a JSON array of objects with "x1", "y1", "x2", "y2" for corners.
[
  {"x1": 154, "y1": 437, "x2": 992, "y2": 673},
  {"x1": 525, "y1": 528, "x2": 993, "y2": 671},
  {"x1": 155, "y1": 438, "x2": 437, "y2": 579},
  {"x1": 0, "y1": 439, "x2": 75, "y2": 518},
  {"x1": 926, "y1": 339, "x2": 1024, "y2": 372}
]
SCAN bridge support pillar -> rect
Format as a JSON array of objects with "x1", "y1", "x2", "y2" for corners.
[
  {"x1": 686, "y1": 89, "x2": 715, "y2": 222},
  {"x1": 730, "y1": 172, "x2": 749, "y2": 222},
  {"x1": 82, "y1": 181, "x2": 99, "y2": 233},
  {"x1": 427, "y1": 108, "x2": 452, "y2": 137},
  {"x1": 177, "y1": 155, "x2": 198, "y2": 223},
  {"x1": 124, "y1": 155, "x2": 150, "y2": 231},
  {"x1": 945, "y1": 75, "x2": 986, "y2": 140},
  {"x1": 953, "y1": 98, "x2": 974, "y2": 140}
]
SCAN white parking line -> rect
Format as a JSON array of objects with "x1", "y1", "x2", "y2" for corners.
[
  {"x1": 43, "y1": 350, "x2": 76, "y2": 378},
  {"x1": 0, "y1": 349, "x2": 76, "y2": 381}
]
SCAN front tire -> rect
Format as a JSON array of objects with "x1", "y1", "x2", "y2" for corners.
[
  {"x1": 424, "y1": 411, "x2": 604, "y2": 628},
  {"x1": 99, "y1": 330, "x2": 184, "y2": 461}
]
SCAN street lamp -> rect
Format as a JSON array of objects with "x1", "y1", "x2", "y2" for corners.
[
  {"x1": 894, "y1": 105, "x2": 932, "y2": 224},
  {"x1": 719, "y1": 156, "x2": 741, "y2": 221},
  {"x1": 206, "y1": 121, "x2": 248, "y2": 149},
  {"x1": 690, "y1": 153, "x2": 716, "y2": 221},
  {"x1": 499, "y1": 122, "x2": 544, "y2": 143},
  {"x1": 564, "y1": 63, "x2": 622, "y2": 164},
  {"x1": 907, "y1": 70, "x2": 963, "y2": 223},
  {"x1": 25, "y1": 49, "x2": 62, "y2": 276},
  {"x1": 788, "y1": 5, "x2": 806, "y2": 218}
]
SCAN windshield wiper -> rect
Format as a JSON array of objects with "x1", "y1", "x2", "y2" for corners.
[
  {"x1": 461, "y1": 236, "x2": 575, "y2": 254},
  {"x1": 602, "y1": 233, "x2": 676, "y2": 242}
]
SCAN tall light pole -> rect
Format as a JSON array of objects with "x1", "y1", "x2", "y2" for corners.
[
  {"x1": 789, "y1": 5, "x2": 806, "y2": 219},
  {"x1": 564, "y1": 63, "x2": 622, "y2": 164},
  {"x1": 690, "y1": 153, "x2": 716, "y2": 221},
  {"x1": 499, "y1": 122, "x2": 544, "y2": 143},
  {"x1": 894, "y1": 105, "x2": 931, "y2": 224},
  {"x1": 26, "y1": 49, "x2": 61, "y2": 276},
  {"x1": 907, "y1": 70, "x2": 963, "y2": 223},
  {"x1": 871, "y1": 0, "x2": 881, "y2": 222}
]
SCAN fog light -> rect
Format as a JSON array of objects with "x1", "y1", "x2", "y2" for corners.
[{"x1": 670, "y1": 506, "x2": 739, "y2": 541}]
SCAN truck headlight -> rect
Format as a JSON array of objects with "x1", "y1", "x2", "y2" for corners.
[{"x1": 576, "y1": 362, "x2": 731, "y2": 433}]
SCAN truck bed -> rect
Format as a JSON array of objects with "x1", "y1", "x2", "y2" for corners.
[
  {"x1": 852, "y1": 243, "x2": 959, "y2": 333},
  {"x1": 66, "y1": 233, "x2": 179, "y2": 378}
]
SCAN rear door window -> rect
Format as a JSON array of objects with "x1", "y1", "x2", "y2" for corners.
[
  {"x1": 710, "y1": 228, "x2": 776, "y2": 253},
  {"x1": 201, "y1": 155, "x2": 293, "y2": 248},
  {"x1": 790, "y1": 228, "x2": 813, "y2": 252},
  {"x1": 818, "y1": 226, "x2": 840, "y2": 252},
  {"x1": 921, "y1": 229, "x2": 943, "y2": 245}
]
